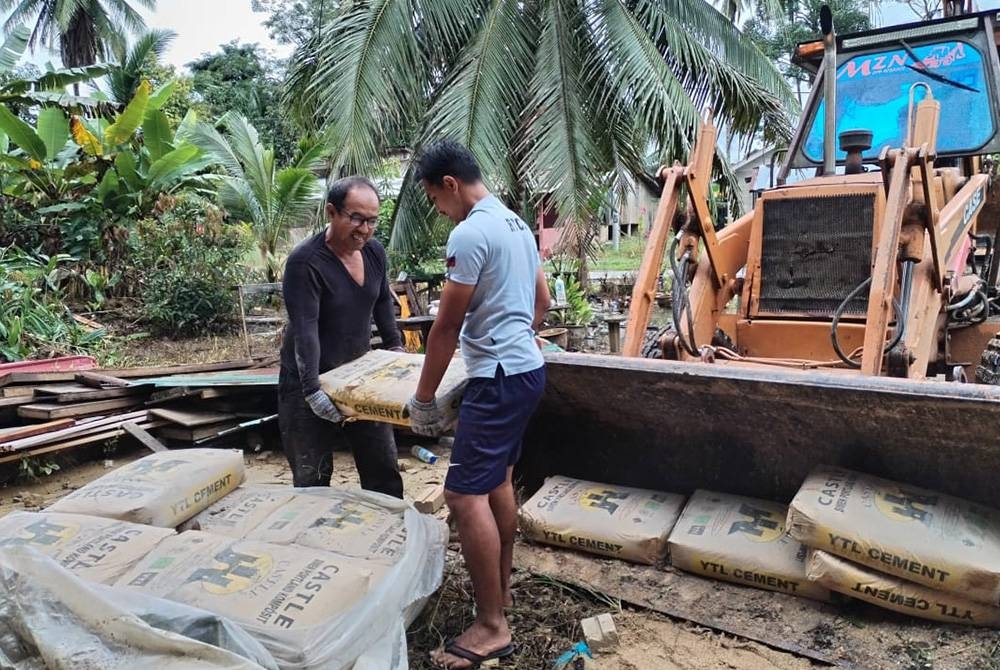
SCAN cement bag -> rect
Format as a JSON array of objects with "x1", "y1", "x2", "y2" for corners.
[
  {"x1": 0, "y1": 545, "x2": 276, "y2": 670},
  {"x1": 0, "y1": 511, "x2": 173, "y2": 584},
  {"x1": 788, "y1": 465, "x2": 1000, "y2": 606},
  {"x1": 114, "y1": 531, "x2": 376, "y2": 633},
  {"x1": 318, "y1": 349, "x2": 467, "y2": 428},
  {"x1": 119, "y1": 492, "x2": 449, "y2": 670},
  {"x1": 519, "y1": 475, "x2": 686, "y2": 564},
  {"x1": 47, "y1": 448, "x2": 245, "y2": 527},
  {"x1": 188, "y1": 486, "x2": 407, "y2": 565},
  {"x1": 668, "y1": 490, "x2": 830, "y2": 601},
  {"x1": 806, "y1": 549, "x2": 1000, "y2": 627}
]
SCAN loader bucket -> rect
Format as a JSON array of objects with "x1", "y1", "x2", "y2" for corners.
[{"x1": 517, "y1": 353, "x2": 1000, "y2": 508}]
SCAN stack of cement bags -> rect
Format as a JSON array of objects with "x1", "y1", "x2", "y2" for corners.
[
  {"x1": 788, "y1": 466, "x2": 1000, "y2": 626},
  {"x1": 0, "y1": 448, "x2": 448, "y2": 669}
]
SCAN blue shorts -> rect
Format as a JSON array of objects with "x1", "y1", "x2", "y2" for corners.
[{"x1": 445, "y1": 365, "x2": 546, "y2": 495}]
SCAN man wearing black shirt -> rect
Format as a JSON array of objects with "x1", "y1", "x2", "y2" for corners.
[{"x1": 278, "y1": 176, "x2": 404, "y2": 498}]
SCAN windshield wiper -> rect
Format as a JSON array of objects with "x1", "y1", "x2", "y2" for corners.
[{"x1": 899, "y1": 39, "x2": 979, "y2": 93}]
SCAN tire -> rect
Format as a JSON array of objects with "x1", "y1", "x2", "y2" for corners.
[
  {"x1": 975, "y1": 335, "x2": 1000, "y2": 384},
  {"x1": 641, "y1": 326, "x2": 734, "y2": 360}
]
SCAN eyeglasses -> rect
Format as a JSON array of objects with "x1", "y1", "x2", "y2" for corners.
[{"x1": 341, "y1": 209, "x2": 379, "y2": 229}]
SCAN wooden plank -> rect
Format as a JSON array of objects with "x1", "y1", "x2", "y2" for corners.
[
  {"x1": 157, "y1": 420, "x2": 242, "y2": 442},
  {"x1": 0, "y1": 420, "x2": 167, "y2": 466},
  {"x1": 75, "y1": 371, "x2": 131, "y2": 388},
  {"x1": 0, "y1": 371, "x2": 79, "y2": 388},
  {"x1": 1, "y1": 386, "x2": 36, "y2": 398},
  {"x1": 145, "y1": 387, "x2": 203, "y2": 405},
  {"x1": 0, "y1": 419, "x2": 74, "y2": 443},
  {"x1": 0, "y1": 396, "x2": 37, "y2": 408},
  {"x1": 1, "y1": 410, "x2": 148, "y2": 451},
  {"x1": 17, "y1": 397, "x2": 143, "y2": 420},
  {"x1": 122, "y1": 422, "x2": 168, "y2": 453},
  {"x1": 148, "y1": 407, "x2": 238, "y2": 427},
  {"x1": 99, "y1": 359, "x2": 256, "y2": 379},
  {"x1": 33, "y1": 383, "x2": 152, "y2": 403}
]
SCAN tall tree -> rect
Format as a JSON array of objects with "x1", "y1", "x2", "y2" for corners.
[
  {"x1": 0, "y1": 0, "x2": 154, "y2": 68},
  {"x1": 287, "y1": 0, "x2": 798, "y2": 256},
  {"x1": 251, "y1": 0, "x2": 335, "y2": 46},
  {"x1": 188, "y1": 42, "x2": 298, "y2": 165}
]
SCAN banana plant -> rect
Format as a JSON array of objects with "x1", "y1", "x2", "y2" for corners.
[{"x1": 0, "y1": 79, "x2": 215, "y2": 218}]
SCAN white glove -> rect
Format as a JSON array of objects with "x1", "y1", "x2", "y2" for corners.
[
  {"x1": 305, "y1": 390, "x2": 344, "y2": 423},
  {"x1": 407, "y1": 394, "x2": 445, "y2": 436}
]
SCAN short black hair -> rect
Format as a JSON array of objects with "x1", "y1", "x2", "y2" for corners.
[
  {"x1": 414, "y1": 139, "x2": 482, "y2": 186},
  {"x1": 327, "y1": 176, "x2": 379, "y2": 210}
]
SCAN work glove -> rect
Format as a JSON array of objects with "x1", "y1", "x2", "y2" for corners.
[
  {"x1": 407, "y1": 394, "x2": 445, "y2": 436},
  {"x1": 305, "y1": 390, "x2": 344, "y2": 423}
]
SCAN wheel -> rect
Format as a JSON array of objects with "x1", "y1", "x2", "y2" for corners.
[
  {"x1": 642, "y1": 325, "x2": 677, "y2": 359},
  {"x1": 975, "y1": 335, "x2": 1000, "y2": 384},
  {"x1": 641, "y1": 326, "x2": 734, "y2": 360}
]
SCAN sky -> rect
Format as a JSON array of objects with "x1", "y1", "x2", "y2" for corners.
[{"x1": 14, "y1": 0, "x2": 1000, "y2": 72}]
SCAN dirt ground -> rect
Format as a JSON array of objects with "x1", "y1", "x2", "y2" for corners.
[{"x1": 0, "y1": 439, "x2": 949, "y2": 670}]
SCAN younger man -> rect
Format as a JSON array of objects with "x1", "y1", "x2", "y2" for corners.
[{"x1": 408, "y1": 140, "x2": 550, "y2": 668}]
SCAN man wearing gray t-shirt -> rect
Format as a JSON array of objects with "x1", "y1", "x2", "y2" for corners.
[{"x1": 408, "y1": 140, "x2": 549, "y2": 669}]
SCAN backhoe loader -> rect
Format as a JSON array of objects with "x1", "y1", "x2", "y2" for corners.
[{"x1": 518, "y1": 8, "x2": 1000, "y2": 509}]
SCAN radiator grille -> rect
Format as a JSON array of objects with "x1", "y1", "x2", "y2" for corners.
[{"x1": 758, "y1": 193, "x2": 874, "y2": 316}]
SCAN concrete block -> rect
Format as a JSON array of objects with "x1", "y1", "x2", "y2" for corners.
[
  {"x1": 580, "y1": 613, "x2": 619, "y2": 651},
  {"x1": 414, "y1": 483, "x2": 446, "y2": 514}
]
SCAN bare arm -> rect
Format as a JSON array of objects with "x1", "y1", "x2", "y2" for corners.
[{"x1": 415, "y1": 280, "x2": 475, "y2": 402}]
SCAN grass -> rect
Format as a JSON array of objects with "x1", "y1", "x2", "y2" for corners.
[{"x1": 589, "y1": 235, "x2": 647, "y2": 272}]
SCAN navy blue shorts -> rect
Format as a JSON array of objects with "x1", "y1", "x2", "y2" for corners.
[{"x1": 445, "y1": 365, "x2": 546, "y2": 495}]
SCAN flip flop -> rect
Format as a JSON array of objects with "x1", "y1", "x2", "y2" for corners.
[{"x1": 435, "y1": 639, "x2": 515, "y2": 669}]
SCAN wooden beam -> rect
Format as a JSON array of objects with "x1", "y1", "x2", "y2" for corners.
[
  {"x1": 75, "y1": 371, "x2": 131, "y2": 388},
  {"x1": 122, "y1": 422, "x2": 168, "y2": 453},
  {"x1": 0, "y1": 371, "x2": 79, "y2": 388},
  {"x1": 149, "y1": 407, "x2": 238, "y2": 427},
  {"x1": 17, "y1": 397, "x2": 143, "y2": 420},
  {"x1": 33, "y1": 383, "x2": 152, "y2": 403},
  {"x1": 99, "y1": 359, "x2": 256, "y2": 379},
  {"x1": 1, "y1": 410, "x2": 148, "y2": 452},
  {"x1": 0, "y1": 419, "x2": 74, "y2": 443},
  {"x1": 0, "y1": 420, "x2": 167, "y2": 466}
]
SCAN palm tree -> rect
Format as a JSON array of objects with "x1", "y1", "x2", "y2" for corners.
[
  {"x1": 0, "y1": 0, "x2": 153, "y2": 69},
  {"x1": 187, "y1": 111, "x2": 326, "y2": 282},
  {"x1": 287, "y1": 0, "x2": 798, "y2": 256}
]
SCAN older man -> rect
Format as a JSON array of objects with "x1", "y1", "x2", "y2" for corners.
[{"x1": 278, "y1": 176, "x2": 404, "y2": 498}]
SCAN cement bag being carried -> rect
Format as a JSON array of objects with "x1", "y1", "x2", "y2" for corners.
[
  {"x1": 47, "y1": 448, "x2": 245, "y2": 527},
  {"x1": 519, "y1": 475, "x2": 686, "y2": 565},
  {"x1": 788, "y1": 465, "x2": 1000, "y2": 606},
  {"x1": 187, "y1": 486, "x2": 407, "y2": 565},
  {"x1": 0, "y1": 511, "x2": 173, "y2": 584},
  {"x1": 806, "y1": 549, "x2": 1000, "y2": 627},
  {"x1": 668, "y1": 490, "x2": 830, "y2": 601},
  {"x1": 318, "y1": 349, "x2": 467, "y2": 428}
]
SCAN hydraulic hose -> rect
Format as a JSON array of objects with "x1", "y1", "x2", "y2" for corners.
[
  {"x1": 831, "y1": 262, "x2": 912, "y2": 368},
  {"x1": 668, "y1": 236, "x2": 700, "y2": 357}
]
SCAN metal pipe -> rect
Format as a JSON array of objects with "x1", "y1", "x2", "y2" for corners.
[{"x1": 821, "y1": 5, "x2": 837, "y2": 176}]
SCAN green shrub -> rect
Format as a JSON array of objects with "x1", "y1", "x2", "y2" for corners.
[
  {"x1": 131, "y1": 194, "x2": 250, "y2": 337},
  {"x1": 0, "y1": 247, "x2": 104, "y2": 361}
]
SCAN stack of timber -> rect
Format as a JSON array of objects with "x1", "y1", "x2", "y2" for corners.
[{"x1": 0, "y1": 356, "x2": 279, "y2": 464}]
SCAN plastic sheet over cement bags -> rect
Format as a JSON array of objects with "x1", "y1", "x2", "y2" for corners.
[
  {"x1": 806, "y1": 549, "x2": 1000, "y2": 627},
  {"x1": 519, "y1": 475, "x2": 686, "y2": 564},
  {"x1": 0, "y1": 546, "x2": 276, "y2": 670},
  {"x1": 318, "y1": 350, "x2": 467, "y2": 428},
  {"x1": 667, "y1": 490, "x2": 830, "y2": 601},
  {"x1": 47, "y1": 448, "x2": 245, "y2": 527},
  {"x1": 134, "y1": 489, "x2": 446, "y2": 669},
  {"x1": 788, "y1": 466, "x2": 1000, "y2": 606},
  {"x1": 0, "y1": 511, "x2": 173, "y2": 584},
  {"x1": 186, "y1": 486, "x2": 407, "y2": 564}
]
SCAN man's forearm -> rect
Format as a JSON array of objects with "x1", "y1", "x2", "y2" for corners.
[{"x1": 415, "y1": 324, "x2": 460, "y2": 402}]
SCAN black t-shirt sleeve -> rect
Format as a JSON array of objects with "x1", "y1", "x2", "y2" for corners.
[
  {"x1": 373, "y1": 244, "x2": 403, "y2": 350},
  {"x1": 283, "y1": 254, "x2": 324, "y2": 394}
]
